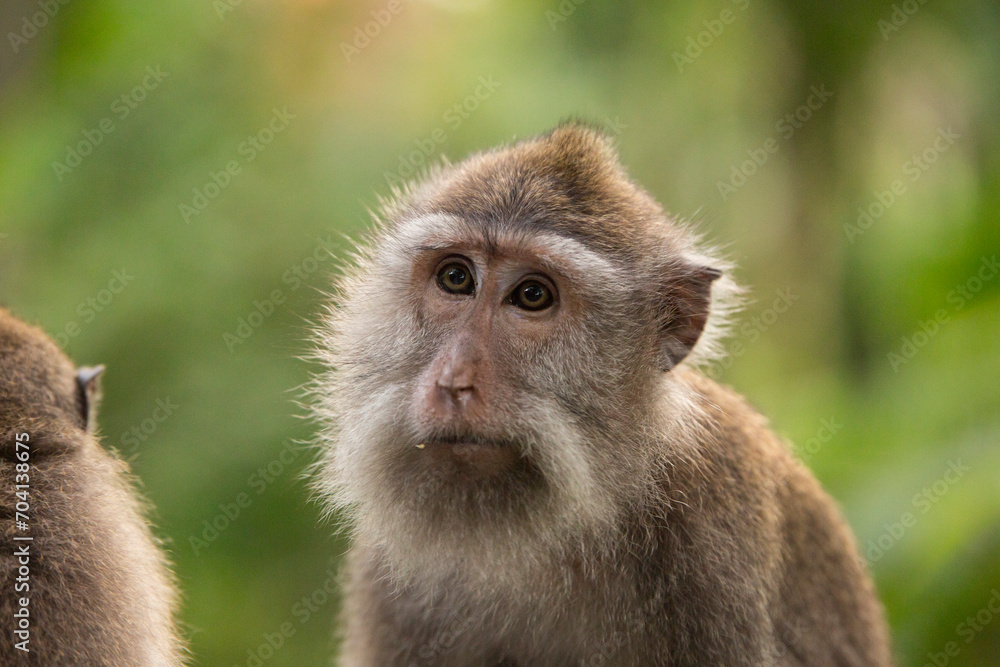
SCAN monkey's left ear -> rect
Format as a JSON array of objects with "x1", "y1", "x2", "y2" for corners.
[
  {"x1": 76, "y1": 365, "x2": 105, "y2": 433},
  {"x1": 659, "y1": 266, "x2": 722, "y2": 371}
]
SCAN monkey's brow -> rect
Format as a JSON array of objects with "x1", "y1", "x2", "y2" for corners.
[
  {"x1": 409, "y1": 241, "x2": 562, "y2": 270},
  {"x1": 413, "y1": 243, "x2": 454, "y2": 253},
  {"x1": 408, "y1": 235, "x2": 618, "y2": 283},
  {"x1": 408, "y1": 241, "x2": 499, "y2": 257}
]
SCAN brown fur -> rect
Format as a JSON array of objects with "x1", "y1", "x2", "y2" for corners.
[
  {"x1": 0, "y1": 308, "x2": 184, "y2": 666},
  {"x1": 313, "y1": 123, "x2": 893, "y2": 666}
]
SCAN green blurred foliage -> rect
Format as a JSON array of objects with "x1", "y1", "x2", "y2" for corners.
[{"x1": 1, "y1": 0, "x2": 998, "y2": 664}]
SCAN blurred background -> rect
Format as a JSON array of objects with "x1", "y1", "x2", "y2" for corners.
[{"x1": 1, "y1": 0, "x2": 998, "y2": 664}]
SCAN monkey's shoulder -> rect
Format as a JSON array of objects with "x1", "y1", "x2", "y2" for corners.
[
  {"x1": 671, "y1": 370, "x2": 798, "y2": 488},
  {"x1": 659, "y1": 370, "x2": 841, "y2": 546},
  {"x1": 679, "y1": 370, "x2": 787, "y2": 456}
]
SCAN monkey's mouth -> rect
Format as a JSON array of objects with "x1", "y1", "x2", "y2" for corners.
[{"x1": 416, "y1": 435, "x2": 523, "y2": 476}]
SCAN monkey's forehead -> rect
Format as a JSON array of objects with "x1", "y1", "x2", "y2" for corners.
[{"x1": 397, "y1": 126, "x2": 677, "y2": 260}]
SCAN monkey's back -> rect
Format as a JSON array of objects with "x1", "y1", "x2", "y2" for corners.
[
  {"x1": 0, "y1": 440, "x2": 181, "y2": 666},
  {"x1": 0, "y1": 309, "x2": 183, "y2": 666}
]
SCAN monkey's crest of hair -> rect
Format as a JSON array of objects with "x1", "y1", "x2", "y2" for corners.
[{"x1": 309, "y1": 122, "x2": 744, "y2": 589}]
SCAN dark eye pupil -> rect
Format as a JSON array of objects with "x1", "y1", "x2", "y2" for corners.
[
  {"x1": 523, "y1": 284, "x2": 543, "y2": 303},
  {"x1": 446, "y1": 267, "x2": 466, "y2": 286}
]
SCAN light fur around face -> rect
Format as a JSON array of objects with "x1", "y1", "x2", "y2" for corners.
[{"x1": 311, "y1": 203, "x2": 723, "y2": 592}]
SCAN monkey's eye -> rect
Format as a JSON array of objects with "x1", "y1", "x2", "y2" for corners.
[
  {"x1": 436, "y1": 261, "x2": 475, "y2": 295},
  {"x1": 509, "y1": 280, "x2": 554, "y2": 311}
]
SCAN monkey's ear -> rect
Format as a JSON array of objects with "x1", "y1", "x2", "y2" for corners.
[
  {"x1": 76, "y1": 365, "x2": 105, "y2": 433},
  {"x1": 659, "y1": 266, "x2": 722, "y2": 371}
]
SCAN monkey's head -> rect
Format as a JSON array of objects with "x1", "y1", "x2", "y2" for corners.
[
  {"x1": 313, "y1": 124, "x2": 736, "y2": 587},
  {"x1": 0, "y1": 308, "x2": 103, "y2": 446}
]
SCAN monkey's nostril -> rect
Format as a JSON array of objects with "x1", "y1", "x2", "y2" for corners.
[
  {"x1": 438, "y1": 381, "x2": 474, "y2": 398},
  {"x1": 432, "y1": 377, "x2": 477, "y2": 411}
]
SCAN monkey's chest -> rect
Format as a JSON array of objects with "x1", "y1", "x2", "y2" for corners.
[{"x1": 417, "y1": 574, "x2": 647, "y2": 666}]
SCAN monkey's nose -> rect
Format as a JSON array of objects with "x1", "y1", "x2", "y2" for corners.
[
  {"x1": 434, "y1": 376, "x2": 475, "y2": 407},
  {"x1": 426, "y1": 358, "x2": 480, "y2": 416},
  {"x1": 424, "y1": 337, "x2": 483, "y2": 416}
]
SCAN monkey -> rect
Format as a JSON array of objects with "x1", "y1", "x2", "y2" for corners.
[
  {"x1": 0, "y1": 308, "x2": 185, "y2": 666},
  {"x1": 311, "y1": 122, "x2": 894, "y2": 666}
]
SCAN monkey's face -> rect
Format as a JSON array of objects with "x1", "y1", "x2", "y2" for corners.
[
  {"x1": 316, "y1": 215, "x2": 686, "y2": 585},
  {"x1": 406, "y1": 223, "x2": 608, "y2": 477}
]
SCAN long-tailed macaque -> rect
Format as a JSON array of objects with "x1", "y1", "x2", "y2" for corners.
[
  {"x1": 0, "y1": 308, "x2": 184, "y2": 666},
  {"x1": 313, "y1": 124, "x2": 894, "y2": 666}
]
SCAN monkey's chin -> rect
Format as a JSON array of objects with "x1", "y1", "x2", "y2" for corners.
[{"x1": 418, "y1": 436, "x2": 523, "y2": 479}]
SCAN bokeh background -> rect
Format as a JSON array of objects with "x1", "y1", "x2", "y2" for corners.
[{"x1": 2, "y1": 0, "x2": 998, "y2": 664}]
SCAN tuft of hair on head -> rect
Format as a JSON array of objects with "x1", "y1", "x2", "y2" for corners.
[{"x1": 554, "y1": 121, "x2": 745, "y2": 372}]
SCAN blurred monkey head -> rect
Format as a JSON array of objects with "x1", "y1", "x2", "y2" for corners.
[{"x1": 0, "y1": 308, "x2": 104, "y2": 442}]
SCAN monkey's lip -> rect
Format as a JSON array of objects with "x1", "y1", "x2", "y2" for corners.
[
  {"x1": 417, "y1": 436, "x2": 521, "y2": 474},
  {"x1": 420, "y1": 435, "x2": 512, "y2": 449}
]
